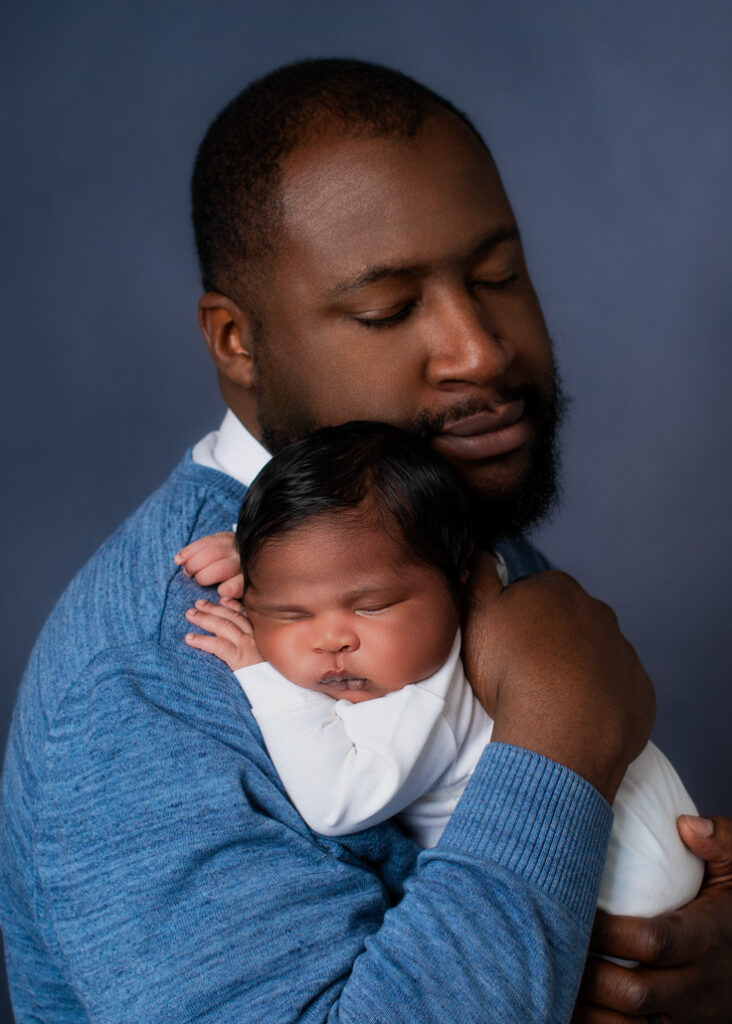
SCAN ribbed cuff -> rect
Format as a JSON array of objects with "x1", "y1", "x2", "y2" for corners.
[{"x1": 440, "y1": 743, "x2": 613, "y2": 925}]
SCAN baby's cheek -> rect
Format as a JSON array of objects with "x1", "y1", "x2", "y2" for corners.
[{"x1": 250, "y1": 624, "x2": 284, "y2": 663}]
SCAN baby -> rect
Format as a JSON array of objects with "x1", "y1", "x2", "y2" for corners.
[{"x1": 180, "y1": 420, "x2": 703, "y2": 917}]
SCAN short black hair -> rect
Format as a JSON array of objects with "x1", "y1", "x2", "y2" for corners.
[
  {"x1": 236, "y1": 421, "x2": 474, "y2": 600},
  {"x1": 191, "y1": 58, "x2": 488, "y2": 305}
]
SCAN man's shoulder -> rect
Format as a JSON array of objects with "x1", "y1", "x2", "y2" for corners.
[{"x1": 12, "y1": 454, "x2": 248, "y2": 752}]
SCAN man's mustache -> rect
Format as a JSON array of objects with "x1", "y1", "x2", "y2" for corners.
[{"x1": 413, "y1": 384, "x2": 552, "y2": 439}]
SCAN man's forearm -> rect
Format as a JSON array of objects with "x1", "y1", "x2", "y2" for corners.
[
  {"x1": 332, "y1": 745, "x2": 613, "y2": 1023},
  {"x1": 463, "y1": 564, "x2": 655, "y2": 802}
]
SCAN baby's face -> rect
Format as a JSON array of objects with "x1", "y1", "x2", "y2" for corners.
[{"x1": 243, "y1": 517, "x2": 460, "y2": 703}]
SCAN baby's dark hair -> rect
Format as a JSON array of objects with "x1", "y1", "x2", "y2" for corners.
[{"x1": 237, "y1": 422, "x2": 474, "y2": 600}]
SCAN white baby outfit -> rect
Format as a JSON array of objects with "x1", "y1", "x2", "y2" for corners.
[{"x1": 236, "y1": 632, "x2": 703, "y2": 917}]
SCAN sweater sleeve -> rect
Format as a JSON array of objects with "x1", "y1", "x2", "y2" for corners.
[
  {"x1": 235, "y1": 658, "x2": 460, "y2": 835},
  {"x1": 23, "y1": 643, "x2": 612, "y2": 1024}
]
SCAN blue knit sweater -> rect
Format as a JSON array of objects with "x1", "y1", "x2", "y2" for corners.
[{"x1": 0, "y1": 454, "x2": 612, "y2": 1023}]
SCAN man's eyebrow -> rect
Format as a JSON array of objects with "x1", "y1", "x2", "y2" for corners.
[
  {"x1": 324, "y1": 225, "x2": 520, "y2": 299},
  {"x1": 468, "y1": 225, "x2": 520, "y2": 262},
  {"x1": 324, "y1": 264, "x2": 424, "y2": 300}
]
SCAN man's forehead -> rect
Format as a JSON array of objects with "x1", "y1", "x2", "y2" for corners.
[
  {"x1": 321, "y1": 225, "x2": 521, "y2": 300},
  {"x1": 274, "y1": 112, "x2": 517, "y2": 283}
]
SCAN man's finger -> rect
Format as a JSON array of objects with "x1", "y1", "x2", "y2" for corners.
[
  {"x1": 590, "y1": 909, "x2": 690, "y2": 967},
  {"x1": 677, "y1": 815, "x2": 732, "y2": 885},
  {"x1": 580, "y1": 953, "x2": 693, "y2": 1016},
  {"x1": 572, "y1": 1001, "x2": 658, "y2": 1024},
  {"x1": 463, "y1": 549, "x2": 503, "y2": 612}
]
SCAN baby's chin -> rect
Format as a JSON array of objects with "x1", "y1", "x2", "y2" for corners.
[{"x1": 332, "y1": 688, "x2": 379, "y2": 704}]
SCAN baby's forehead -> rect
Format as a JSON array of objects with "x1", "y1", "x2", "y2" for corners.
[
  {"x1": 253, "y1": 508, "x2": 400, "y2": 561},
  {"x1": 245, "y1": 515, "x2": 443, "y2": 596}
]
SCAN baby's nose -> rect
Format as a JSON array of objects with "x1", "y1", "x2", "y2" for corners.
[{"x1": 314, "y1": 624, "x2": 360, "y2": 654}]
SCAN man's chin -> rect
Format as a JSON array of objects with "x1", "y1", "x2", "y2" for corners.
[
  {"x1": 449, "y1": 442, "x2": 532, "y2": 492},
  {"x1": 458, "y1": 444, "x2": 560, "y2": 544}
]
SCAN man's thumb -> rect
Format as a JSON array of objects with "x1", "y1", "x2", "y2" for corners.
[{"x1": 677, "y1": 815, "x2": 732, "y2": 885}]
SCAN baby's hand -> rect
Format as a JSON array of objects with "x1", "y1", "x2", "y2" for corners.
[
  {"x1": 184, "y1": 598, "x2": 263, "y2": 671},
  {"x1": 175, "y1": 531, "x2": 244, "y2": 598}
]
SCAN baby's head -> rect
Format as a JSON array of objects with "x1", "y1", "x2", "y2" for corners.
[{"x1": 237, "y1": 422, "x2": 474, "y2": 702}]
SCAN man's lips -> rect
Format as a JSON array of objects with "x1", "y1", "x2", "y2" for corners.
[{"x1": 432, "y1": 401, "x2": 531, "y2": 460}]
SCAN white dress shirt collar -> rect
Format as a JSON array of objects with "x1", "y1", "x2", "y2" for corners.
[{"x1": 191, "y1": 409, "x2": 271, "y2": 487}]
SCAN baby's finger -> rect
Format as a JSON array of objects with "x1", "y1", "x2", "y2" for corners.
[
  {"x1": 184, "y1": 631, "x2": 239, "y2": 668},
  {"x1": 179, "y1": 544, "x2": 234, "y2": 575},
  {"x1": 175, "y1": 531, "x2": 231, "y2": 559},
  {"x1": 190, "y1": 556, "x2": 242, "y2": 587},
  {"x1": 191, "y1": 598, "x2": 249, "y2": 626},
  {"x1": 220, "y1": 596, "x2": 245, "y2": 613},
  {"x1": 218, "y1": 574, "x2": 245, "y2": 599},
  {"x1": 185, "y1": 605, "x2": 249, "y2": 640},
  {"x1": 174, "y1": 540, "x2": 202, "y2": 564},
  {"x1": 174, "y1": 533, "x2": 236, "y2": 572}
]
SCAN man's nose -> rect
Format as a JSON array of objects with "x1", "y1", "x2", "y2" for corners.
[{"x1": 424, "y1": 291, "x2": 513, "y2": 389}]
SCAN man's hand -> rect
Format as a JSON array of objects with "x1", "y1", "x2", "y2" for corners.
[
  {"x1": 184, "y1": 598, "x2": 263, "y2": 671},
  {"x1": 462, "y1": 554, "x2": 655, "y2": 802},
  {"x1": 574, "y1": 814, "x2": 732, "y2": 1023},
  {"x1": 175, "y1": 531, "x2": 244, "y2": 598}
]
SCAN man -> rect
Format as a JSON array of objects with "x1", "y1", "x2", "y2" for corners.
[{"x1": 1, "y1": 59, "x2": 730, "y2": 1023}]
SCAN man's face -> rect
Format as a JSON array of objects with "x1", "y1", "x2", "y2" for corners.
[{"x1": 249, "y1": 111, "x2": 560, "y2": 535}]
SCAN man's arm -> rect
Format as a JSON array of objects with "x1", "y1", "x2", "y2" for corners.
[
  {"x1": 475, "y1": 549, "x2": 732, "y2": 1022},
  {"x1": 6, "y1": 562, "x2": 661, "y2": 1023},
  {"x1": 179, "y1": 533, "x2": 732, "y2": 1021},
  {"x1": 462, "y1": 555, "x2": 655, "y2": 803},
  {"x1": 22, "y1": 646, "x2": 611, "y2": 1023}
]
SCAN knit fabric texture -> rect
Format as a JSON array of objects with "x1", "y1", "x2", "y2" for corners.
[{"x1": 0, "y1": 453, "x2": 612, "y2": 1023}]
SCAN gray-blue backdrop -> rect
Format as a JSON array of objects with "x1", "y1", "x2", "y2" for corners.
[{"x1": 2, "y1": 0, "x2": 731, "y2": 1013}]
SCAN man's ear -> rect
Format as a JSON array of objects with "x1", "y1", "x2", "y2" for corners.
[{"x1": 198, "y1": 292, "x2": 257, "y2": 389}]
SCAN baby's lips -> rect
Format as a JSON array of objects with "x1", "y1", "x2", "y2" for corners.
[{"x1": 317, "y1": 672, "x2": 369, "y2": 690}]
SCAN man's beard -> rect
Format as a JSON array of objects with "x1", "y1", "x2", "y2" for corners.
[
  {"x1": 259, "y1": 371, "x2": 568, "y2": 545},
  {"x1": 414, "y1": 373, "x2": 568, "y2": 545}
]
